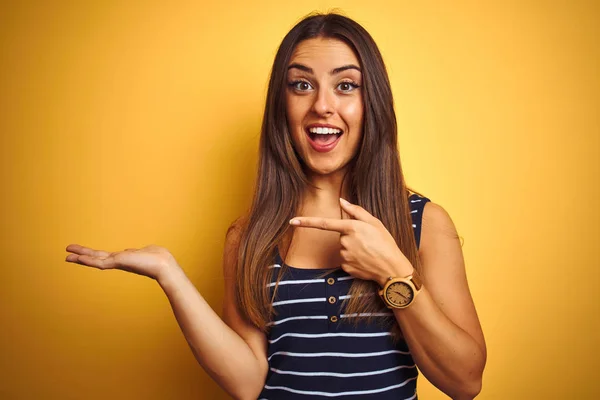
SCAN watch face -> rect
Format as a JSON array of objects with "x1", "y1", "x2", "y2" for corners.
[{"x1": 386, "y1": 281, "x2": 414, "y2": 308}]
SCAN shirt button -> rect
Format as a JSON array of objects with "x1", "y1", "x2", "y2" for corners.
[
  {"x1": 330, "y1": 316, "x2": 338, "y2": 323},
  {"x1": 328, "y1": 296, "x2": 337, "y2": 304},
  {"x1": 327, "y1": 277, "x2": 335, "y2": 285}
]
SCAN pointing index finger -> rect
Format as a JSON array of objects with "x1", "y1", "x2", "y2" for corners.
[{"x1": 289, "y1": 217, "x2": 354, "y2": 233}]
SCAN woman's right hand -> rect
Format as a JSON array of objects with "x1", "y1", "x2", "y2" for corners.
[{"x1": 65, "y1": 244, "x2": 180, "y2": 282}]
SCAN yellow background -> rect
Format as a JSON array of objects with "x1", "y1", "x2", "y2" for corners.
[{"x1": 1, "y1": 1, "x2": 598, "y2": 399}]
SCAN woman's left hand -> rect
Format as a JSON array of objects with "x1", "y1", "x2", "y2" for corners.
[{"x1": 289, "y1": 198, "x2": 414, "y2": 287}]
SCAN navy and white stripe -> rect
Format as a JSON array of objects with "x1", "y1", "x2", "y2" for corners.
[{"x1": 259, "y1": 193, "x2": 430, "y2": 399}]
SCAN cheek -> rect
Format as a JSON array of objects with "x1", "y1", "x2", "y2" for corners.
[
  {"x1": 341, "y1": 100, "x2": 364, "y2": 151},
  {"x1": 340, "y1": 100, "x2": 364, "y2": 128}
]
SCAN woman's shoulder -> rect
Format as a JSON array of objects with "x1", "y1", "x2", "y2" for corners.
[
  {"x1": 422, "y1": 202, "x2": 457, "y2": 237},
  {"x1": 406, "y1": 190, "x2": 455, "y2": 233},
  {"x1": 406, "y1": 190, "x2": 461, "y2": 247},
  {"x1": 226, "y1": 215, "x2": 249, "y2": 240}
]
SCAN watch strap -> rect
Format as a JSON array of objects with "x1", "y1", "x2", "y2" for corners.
[{"x1": 410, "y1": 273, "x2": 423, "y2": 291}]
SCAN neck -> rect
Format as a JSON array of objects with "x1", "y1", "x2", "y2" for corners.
[{"x1": 302, "y1": 168, "x2": 351, "y2": 211}]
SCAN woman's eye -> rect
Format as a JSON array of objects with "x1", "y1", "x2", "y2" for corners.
[
  {"x1": 290, "y1": 81, "x2": 313, "y2": 91},
  {"x1": 337, "y1": 82, "x2": 359, "y2": 92}
]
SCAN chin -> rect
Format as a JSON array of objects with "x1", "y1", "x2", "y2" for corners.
[{"x1": 304, "y1": 159, "x2": 347, "y2": 176}]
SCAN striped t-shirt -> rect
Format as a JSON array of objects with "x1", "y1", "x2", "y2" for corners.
[{"x1": 258, "y1": 194, "x2": 430, "y2": 399}]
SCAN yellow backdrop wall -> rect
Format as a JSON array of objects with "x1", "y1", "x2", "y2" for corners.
[{"x1": 1, "y1": 1, "x2": 598, "y2": 399}]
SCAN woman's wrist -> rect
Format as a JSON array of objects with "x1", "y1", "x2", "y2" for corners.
[
  {"x1": 376, "y1": 257, "x2": 415, "y2": 287},
  {"x1": 157, "y1": 262, "x2": 186, "y2": 291}
]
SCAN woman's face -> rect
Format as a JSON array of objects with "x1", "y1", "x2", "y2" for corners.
[{"x1": 285, "y1": 37, "x2": 364, "y2": 176}]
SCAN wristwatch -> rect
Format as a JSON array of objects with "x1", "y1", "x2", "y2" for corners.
[{"x1": 378, "y1": 274, "x2": 423, "y2": 309}]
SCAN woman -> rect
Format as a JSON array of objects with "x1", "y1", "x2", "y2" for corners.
[{"x1": 66, "y1": 13, "x2": 486, "y2": 400}]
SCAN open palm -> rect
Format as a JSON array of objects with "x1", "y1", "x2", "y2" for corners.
[{"x1": 65, "y1": 244, "x2": 177, "y2": 281}]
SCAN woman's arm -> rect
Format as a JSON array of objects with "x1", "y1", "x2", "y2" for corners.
[
  {"x1": 390, "y1": 202, "x2": 486, "y2": 399},
  {"x1": 156, "y1": 225, "x2": 268, "y2": 400},
  {"x1": 289, "y1": 198, "x2": 486, "y2": 399},
  {"x1": 66, "y1": 231, "x2": 268, "y2": 399}
]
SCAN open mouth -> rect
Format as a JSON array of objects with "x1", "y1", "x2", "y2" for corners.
[{"x1": 305, "y1": 126, "x2": 344, "y2": 152}]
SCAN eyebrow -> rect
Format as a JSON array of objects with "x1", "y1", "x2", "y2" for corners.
[{"x1": 287, "y1": 63, "x2": 361, "y2": 75}]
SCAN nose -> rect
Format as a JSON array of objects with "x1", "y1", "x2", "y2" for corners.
[{"x1": 311, "y1": 87, "x2": 335, "y2": 117}]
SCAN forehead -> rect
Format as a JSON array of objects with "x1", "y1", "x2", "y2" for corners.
[{"x1": 289, "y1": 37, "x2": 360, "y2": 68}]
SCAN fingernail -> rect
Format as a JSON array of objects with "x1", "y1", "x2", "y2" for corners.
[
  {"x1": 289, "y1": 219, "x2": 301, "y2": 226},
  {"x1": 339, "y1": 198, "x2": 350, "y2": 206}
]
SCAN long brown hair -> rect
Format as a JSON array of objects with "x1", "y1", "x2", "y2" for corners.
[{"x1": 234, "y1": 12, "x2": 421, "y2": 333}]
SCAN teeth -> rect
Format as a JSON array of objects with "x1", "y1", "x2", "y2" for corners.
[{"x1": 308, "y1": 127, "x2": 342, "y2": 135}]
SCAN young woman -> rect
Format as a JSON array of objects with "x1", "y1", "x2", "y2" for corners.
[{"x1": 66, "y1": 13, "x2": 486, "y2": 400}]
